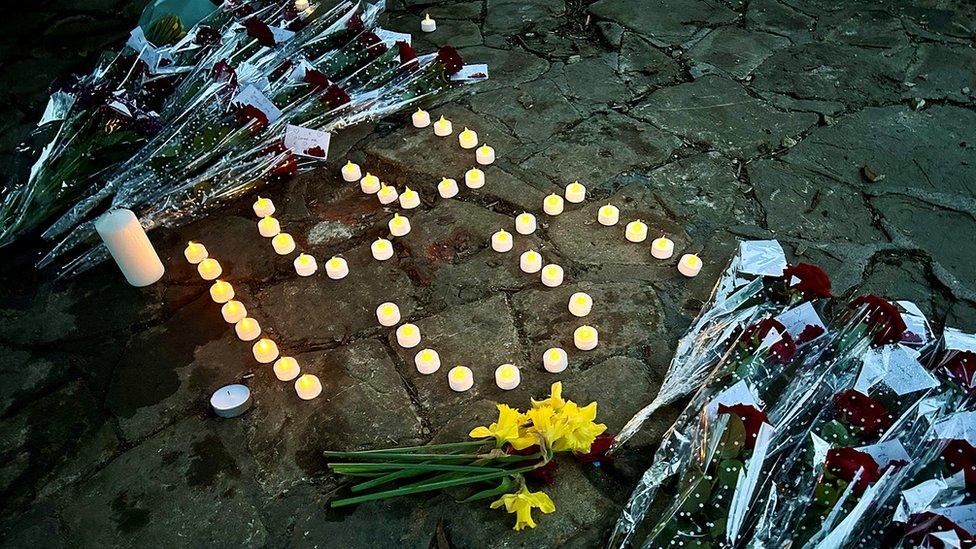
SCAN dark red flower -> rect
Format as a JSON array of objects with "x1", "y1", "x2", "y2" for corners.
[
  {"x1": 245, "y1": 18, "x2": 276, "y2": 48},
  {"x1": 322, "y1": 85, "x2": 350, "y2": 109},
  {"x1": 742, "y1": 318, "x2": 796, "y2": 364},
  {"x1": 356, "y1": 31, "x2": 387, "y2": 56},
  {"x1": 303, "y1": 69, "x2": 331, "y2": 91},
  {"x1": 937, "y1": 350, "x2": 976, "y2": 392},
  {"x1": 194, "y1": 25, "x2": 221, "y2": 46},
  {"x1": 798, "y1": 324, "x2": 826, "y2": 343},
  {"x1": 784, "y1": 263, "x2": 832, "y2": 300},
  {"x1": 942, "y1": 439, "x2": 976, "y2": 486},
  {"x1": 345, "y1": 12, "x2": 364, "y2": 32},
  {"x1": 235, "y1": 104, "x2": 269, "y2": 134},
  {"x1": 436, "y1": 46, "x2": 464, "y2": 75},
  {"x1": 834, "y1": 390, "x2": 892, "y2": 437},
  {"x1": 270, "y1": 152, "x2": 298, "y2": 177},
  {"x1": 396, "y1": 40, "x2": 418, "y2": 69},
  {"x1": 504, "y1": 444, "x2": 557, "y2": 484},
  {"x1": 824, "y1": 447, "x2": 904, "y2": 494},
  {"x1": 906, "y1": 510, "x2": 976, "y2": 548},
  {"x1": 718, "y1": 403, "x2": 770, "y2": 450},
  {"x1": 211, "y1": 60, "x2": 236, "y2": 83},
  {"x1": 303, "y1": 146, "x2": 326, "y2": 157},
  {"x1": 850, "y1": 295, "x2": 907, "y2": 346},
  {"x1": 575, "y1": 433, "x2": 614, "y2": 464}
]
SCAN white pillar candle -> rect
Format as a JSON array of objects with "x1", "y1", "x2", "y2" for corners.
[
  {"x1": 515, "y1": 212, "x2": 536, "y2": 235},
  {"x1": 273, "y1": 356, "x2": 300, "y2": 381},
  {"x1": 598, "y1": 205, "x2": 619, "y2": 226},
  {"x1": 565, "y1": 181, "x2": 586, "y2": 203},
  {"x1": 258, "y1": 216, "x2": 281, "y2": 237},
  {"x1": 678, "y1": 254, "x2": 703, "y2": 278},
  {"x1": 294, "y1": 253, "x2": 318, "y2": 276},
  {"x1": 197, "y1": 258, "x2": 222, "y2": 280},
  {"x1": 491, "y1": 229, "x2": 513, "y2": 252},
  {"x1": 376, "y1": 302, "x2": 401, "y2": 327},
  {"x1": 209, "y1": 280, "x2": 235, "y2": 303},
  {"x1": 543, "y1": 193, "x2": 564, "y2": 216},
  {"x1": 465, "y1": 167, "x2": 485, "y2": 189},
  {"x1": 210, "y1": 384, "x2": 251, "y2": 418},
  {"x1": 325, "y1": 256, "x2": 349, "y2": 280},
  {"x1": 476, "y1": 144, "x2": 495, "y2": 165},
  {"x1": 438, "y1": 177, "x2": 459, "y2": 198},
  {"x1": 272, "y1": 233, "x2": 296, "y2": 255},
  {"x1": 568, "y1": 292, "x2": 592, "y2": 317},
  {"x1": 221, "y1": 300, "x2": 247, "y2": 323},
  {"x1": 371, "y1": 238, "x2": 394, "y2": 261},
  {"x1": 252, "y1": 338, "x2": 280, "y2": 364},
  {"x1": 412, "y1": 108, "x2": 431, "y2": 128},
  {"x1": 295, "y1": 374, "x2": 322, "y2": 400},
  {"x1": 377, "y1": 184, "x2": 399, "y2": 205},
  {"x1": 94, "y1": 209, "x2": 165, "y2": 287},
  {"x1": 433, "y1": 116, "x2": 453, "y2": 136},
  {"x1": 235, "y1": 317, "x2": 261, "y2": 341},
  {"x1": 495, "y1": 364, "x2": 521, "y2": 390},
  {"x1": 543, "y1": 347, "x2": 568, "y2": 373},
  {"x1": 625, "y1": 220, "x2": 648, "y2": 243},
  {"x1": 399, "y1": 187, "x2": 421, "y2": 209},
  {"x1": 652, "y1": 236, "x2": 675, "y2": 259},
  {"x1": 415, "y1": 348, "x2": 441, "y2": 374},
  {"x1": 184, "y1": 241, "x2": 208, "y2": 264},
  {"x1": 520, "y1": 250, "x2": 542, "y2": 273},
  {"x1": 458, "y1": 128, "x2": 478, "y2": 149},
  {"x1": 341, "y1": 161, "x2": 362, "y2": 182},
  {"x1": 396, "y1": 323, "x2": 422, "y2": 348},
  {"x1": 253, "y1": 196, "x2": 275, "y2": 217},
  {"x1": 541, "y1": 264, "x2": 564, "y2": 287},
  {"x1": 360, "y1": 173, "x2": 381, "y2": 194},
  {"x1": 389, "y1": 213, "x2": 411, "y2": 237},
  {"x1": 574, "y1": 325, "x2": 599, "y2": 351},
  {"x1": 448, "y1": 366, "x2": 474, "y2": 392},
  {"x1": 421, "y1": 13, "x2": 436, "y2": 32}
]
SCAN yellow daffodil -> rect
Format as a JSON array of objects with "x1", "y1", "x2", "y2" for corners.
[
  {"x1": 551, "y1": 401, "x2": 607, "y2": 453},
  {"x1": 510, "y1": 405, "x2": 572, "y2": 450},
  {"x1": 531, "y1": 382, "x2": 566, "y2": 411},
  {"x1": 490, "y1": 485, "x2": 556, "y2": 530},
  {"x1": 469, "y1": 404, "x2": 525, "y2": 447}
]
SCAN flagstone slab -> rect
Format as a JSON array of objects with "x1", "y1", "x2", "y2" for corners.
[
  {"x1": 687, "y1": 26, "x2": 790, "y2": 80},
  {"x1": 589, "y1": 0, "x2": 737, "y2": 46}
]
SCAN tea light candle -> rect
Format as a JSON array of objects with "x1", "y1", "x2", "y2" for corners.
[
  {"x1": 625, "y1": 220, "x2": 647, "y2": 243},
  {"x1": 184, "y1": 241, "x2": 208, "y2": 264},
  {"x1": 325, "y1": 256, "x2": 348, "y2": 280},
  {"x1": 458, "y1": 127, "x2": 478, "y2": 149},
  {"x1": 95, "y1": 209, "x2": 165, "y2": 287},
  {"x1": 294, "y1": 0, "x2": 309, "y2": 11},
  {"x1": 235, "y1": 317, "x2": 261, "y2": 341},
  {"x1": 565, "y1": 181, "x2": 586, "y2": 203},
  {"x1": 598, "y1": 205, "x2": 619, "y2": 226},
  {"x1": 543, "y1": 347, "x2": 568, "y2": 373},
  {"x1": 210, "y1": 280, "x2": 235, "y2": 303},
  {"x1": 495, "y1": 364, "x2": 521, "y2": 390},
  {"x1": 376, "y1": 302, "x2": 401, "y2": 327},
  {"x1": 341, "y1": 161, "x2": 362, "y2": 182},
  {"x1": 389, "y1": 213, "x2": 411, "y2": 237},
  {"x1": 433, "y1": 116, "x2": 453, "y2": 137},
  {"x1": 360, "y1": 172, "x2": 381, "y2": 194},
  {"x1": 515, "y1": 212, "x2": 536, "y2": 235},
  {"x1": 438, "y1": 177, "x2": 459, "y2": 198},
  {"x1": 295, "y1": 374, "x2": 322, "y2": 400},
  {"x1": 371, "y1": 238, "x2": 394, "y2": 260},
  {"x1": 221, "y1": 300, "x2": 247, "y2": 323},
  {"x1": 541, "y1": 264, "x2": 564, "y2": 287},
  {"x1": 491, "y1": 229, "x2": 513, "y2": 252},
  {"x1": 421, "y1": 13, "x2": 436, "y2": 32},
  {"x1": 272, "y1": 233, "x2": 296, "y2": 255},
  {"x1": 448, "y1": 366, "x2": 474, "y2": 392},
  {"x1": 273, "y1": 356, "x2": 300, "y2": 381},
  {"x1": 294, "y1": 253, "x2": 318, "y2": 276},
  {"x1": 210, "y1": 384, "x2": 251, "y2": 418},
  {"x1": 258, "y1": 216, "x2": 281, "y2": 237},
  {"x1": 652, "y1": 236, "x2": 674, "y2": 259},
  {"x1": 476, "y1": 144, "x2": 495, "y2": 165},
  {"x1": 568, "y1": 292, "x2": 592, "y2": 317},
  {"x1": 412, "y1": 108, "x2": 431, "y2": 128},
  {"x1": 252, "y1": 338, "x2": 280, "y2": 364},
  {"x1": 396, "y1": 323, "x2": 421, "y2": 348},
  {"x1": 377, "y1": 184, "x2": 399, "y2": 205},
  {"x1": 415, "y1": 349, "x2": 440, "y2": 374},
  {"x1": 543, "y1": 194, "x2": 564, "y2": 216},
  {"x1": 678, "y1": 254, "x2": 702, "y2": 278},
  {"x1": 197, "y1": 258, "x2": 222, "y2": 280},
  {"x1": 399, "y1": 187, "x2": 420, "y2": 209},
  {"x1": 464, "y1": 167, "x2": 485, "y2": 189},
  {"x1": 574, "y1": 325, "x2": 599, "y2": 351},
  {"x1": 520, "y1": 250, "x2": 542, "y2": 273}
]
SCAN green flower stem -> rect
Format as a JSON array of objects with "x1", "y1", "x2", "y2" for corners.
[
  {"x1": 331, "y1": 463, "x2": 507, "y2": 474},
  {"x1": 324, "y1": 440, "x2": 487, "y2": 457},
  {"x1": 327, "y1": 452, "x2": 488, "y2": 462},
  {"x1": 330, "y1": 466, "x2": 537, "y2": 508}
]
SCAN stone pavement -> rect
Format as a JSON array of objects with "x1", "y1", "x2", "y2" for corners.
[{"x1": 1, "y1": 0, "x2": 976, "y2": 547}]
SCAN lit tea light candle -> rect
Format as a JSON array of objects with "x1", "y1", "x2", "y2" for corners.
[
  {"x1": 294, "y1": 253, "x2": 318, "y2": 276},
  {"x1": 412, "y1": 108, "x2": 431, "y2": 128},
  {"x1": 515, "y1": 212, "x2": 536, "y2": 235},
  {"x1": 625, "y1": 220, "x2": 648, "y2": 243},
  {"x1": 433, "y1": 116, "x2": 453, "y2": 137},
  {"x1": 209, "y1": 280, "x2": 235, "y2": 303},
  {"x1": 377, "y1": 184, "x2": 399, "y2": 205},
  {"x1": 184, "y1": 241, "x2": 208, "y2": 264},
  {"x1": 221, "y1": 300, "x2": 247, "y2": 323},
  {"x1": 210, "y1": 384, "x2": 251, "y2": 418},
  {"x1": 325, "y1": 256, "x2": 349, "y2": 280},
  {"x1": 568, "y1": 292, "x2": 592, "y2": 317},
  {"x1": 371, "y1": 238, "x2": 394, "y2": 260},
  {"x1": 360, "y1": 172, "x2": 381, "y2": 194},
  {"x1": 258, "y1": 216, "x2": 281, "y2": 237},
  {"x1": 543, "y1": 347, "x2": 568, "y2": 373},
  {"x1": 341, "y1": 161, "x2": 362, "y2": 182},
  {"x1": 252, "y1": 196, "x2": 275, "y2": 217},
  {"x1": 541, "y1": 264, "x2": 564, "y2": 287},
  {"x1": 273, "y1": 356, "x2": 300, "y2": 381},
  {"x1": 415, "y1": 348, "x2": 441, "y2": 374},
  {"x1": 678, "y1": 254, "x2": 702, "y2": 278},
  {"x1": 272, "y1": 233, "x2": 296, "y2": 255},
  {"x1": 465, "y1": 167, "x2": 485, "y2": 189},
  {"x1": 389, "y1": 213, "x2": 411, "y2": 237},
  {"x1": 438, "y1": 177, "x2": 459, "y2": 198},
  {"x1": 543, "y1": 193, "x2": 564, "y2": 216},
  {"x1": 294, "y1": 0, "x2": 309, "y2": 11},
  {"x1": 396, "y1": 323, "x2": 422, "y2": 348},
  {"x1": 476, "y1": 144, "x2": 495, "y2": 165},
  {"x1": 197, "y1": 258, "x2": 222, "y2": 280},
  {"x1": 565, "y1": 181, "x2": 586, "y2": 203},
  {"x1": 295, "y1": 374, "x2": 322, "y2": 400},
  {"x1": 574, "y1": 325, "x2": 599, "y2": 351},
  {"x1": 520, "y1": 250, "x2": 542, "y2": 273},
  {"x1": 399, "y1": 187, "x2": 420, "y2": 209},
  {"x1": 491, "y1": 229, "x2": 513, "y2": 252},
  {"x1": 652, "y1": 236, "x2": 675, "y2": 259},
  {"x1": 448, "y1": 366, "x2": 474, "y2": 392},
  {"x1": 252, "y1": 338, "x2": 280, "y2": 364},
  {"x1": 598, "y1": 205, "x2": 619, "y2": 226},
  {"x1": 458, "y1": 127, "x2": 478, "y2": 149},
  {"x1": 376, "y1": 302, "x2": 401, "y2": 327},
  {"x1": 235, "y1": 317, "x2": 261, "y2": 341},
  {"x1": 421, "y1": 13, "x2": 436, "y2": 32},
  {"x1": 495, "y1": 364, "x2": 521, "y2": 390}
]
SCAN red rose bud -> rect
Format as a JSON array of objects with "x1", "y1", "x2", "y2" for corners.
[
  {"x1": 833, "y1": 389, "x2": 892, "y2": 437},
  {"x1": 245, "y1": 18, "x2": 276, "y2": 48},
  {"x1": 797, "y1": 324, "x2": 826, "y2": 343},
  {"x1": 303, "y1": 146, "x2": 326, "y2": 157},
  {"x1": 437, "y1": 46, "x2": 464, "y2": 75},
  {"x1": 194, "y1": 25, "x2": 221, "y2": 46},
  {"x1": 323, "y1": 85, "x2": 350, "y2": 109},
  {"x1": 942, "y1": 439, "x2": 976, "y2": 485},
  {"x1": 938, "y1": 350, "x2": 976, "y2": 392},
  {"x1": 303, "y1": 69, "x2": 331, "y2": 91},
  {"x1": 825, "y1": 447, "x2": 887, "y2": 494},
  {"x1": 575, "y1": 433, "x2": 615, "y2": 464},
  {"x1": 743, "y1": 318, "x2": 796, "y2": 364},
  {"x1": 718, "y1": 403, "x2": 769, "y2": 450},
  {"x1": 356, "y1": 31, "x2": 387, "y2": 56},
  {"x1": 850, "y1": 295, "x2": 907, "y2": 346},
  {"x1": 271, "y1": 152, "x2": 298, "y2": 177},
  {"x1": 396, "y1": 40, "x2": 418, "y2": 68},
  {"x1": 906, "y1": 511, "x2": 976, "y2": 548},
  {"x1": 212, "y1": 60, "x2": 236, "y2": 83},
  {"x1": 783, "y1": 263, "x2": 832, "y2": 300},
  {"x1": 345, "y1": 12, "x2": 364, "y2": 31},
  {"x1": 235, "y1": 104, "x2": 269, "y2": 134}
]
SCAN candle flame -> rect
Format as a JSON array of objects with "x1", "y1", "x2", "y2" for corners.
[
  {"x1": 499, "y1": 366, "x2": 515, "y2": 380},
  {"x1": 687, "y1": 255, "x2": 700, "y2": 266},
  {"x1": 420, "y1": 350, "x2": 433, "y2": 362},
  {"x1": 575, "y1": 295, "x2": 588, "y2": 305},
  {"x1": 450, "y1": 367, "x2": 467, "y2": 381},
  {"x1": 400, "y1": 324, "x2": 417, "y2": 337},
  {"x1": 298, "y1": 375, "x2": 314, "y2": 388},
  {"x1": 327, "y1": 257, "x2": 343, "y2": 269},
  {"x1": 548, "y1": 349, "x2": 561, "y2": 362},
  {"x1": 381, "y1": 304, "x2": 395, "y2": 316},
  {"x1": 375, "y1": 239, "x2": 388, "y2": 249},
  {"x1": 477, "y1": 144, "x2": 491, "y2": 154},
  {"x1": 545, "y1": 265, "x2": 559, "y2": 277},
  {"x1": 578, "y1": 327, "x2": 595, "y2": 340}
]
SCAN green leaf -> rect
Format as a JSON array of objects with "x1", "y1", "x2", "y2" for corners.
[
  {"x1": 679, "y1": 477, "x2": 712, "y2": 514},
  {"x1": 717, "y1": 414, "x2": 746, "y2": 459},
  {"x1": 145, "y1": 13, "x2": 186, "y2": 45}
]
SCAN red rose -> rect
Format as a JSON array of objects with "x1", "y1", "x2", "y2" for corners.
[
  {"x1": 850, "y1": 295, "x2": 907, "y2": 346},
  {"x1": 303, "y1": 69, "x2": 331, "y2": 91},
  {"x1": 322, "y1": 85, "x2": 350, "y2": 110},
  {"x1": 244, "y1": 18, "x2": 276, "y2": 48},
  {"x1": 718, "y1": 403, "x2": 769, "y2": 450},
  {"x1": 942, "y1": 439, "x2": 976, "y2": 486},
  {"x1": 194, "y1": 25, "x2": 221, "y2": 46},
  {"x1": 436, "y1": 46, "x2": 464, "y2": 75},
  {"x1": 798, "y1": 324, "x2": 826, "y2": 343},
  {"x1": 906, "y1": 511, "x2": 976, "y2": 548},
  {"x1": 396, "y1": 40, "x2": 418, "y2": 65},
  {"x1": 742, "y1": 318, "x2": 796, "y2": 364},
  {"x1": 356, "y1": 31, "x2": 387, "y2": 56},
  {"x1": 937, "y1": 350, "x2": 976, "y2": 392},
  {"x1": 235, "y1": 104, "x2": 269, "y2": 134},
  {"x1": 833, "y1": 390, "x2": 892, "y2": 437},
  {"x1": 575, "y1": 433, "x2": 614, "y2": 464},
  {"x1": 504, "y1": 444, "x2": 557, "y2": 484},
  {"x1": 783, "y1": 263, "x2": 832, "y2": 300},
  {"x1": 825, "y1": 447, "x2": 887, "y2": 494},
  {"x1": 212, "y1": 60, "x2": 236, "y2": 83},
  {"x1": 303, "y1": 146, "x2": 326, "y2": 157},
  {"x1": 345, "y1": 12, "x2": 364, "y2": 32},
  {"x1": 270, "y1": 152, "x2": 298, "y2": 177}
]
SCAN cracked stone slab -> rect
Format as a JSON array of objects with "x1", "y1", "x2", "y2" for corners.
[
  {"x1": 589, "y1": 0, "x2": 737, "y2": 46},
  {"x1": 483, "y1": 0, "x2": 565, "y2": 36},
  {"x1": 745, "y1": 0, "x2": 816, "y2": 42},
  {"x1": 455, "y1": 45, "x2": 550, "y2": 93},
  {"x1": 464, "y1": 74, "x2": 584, "y2": 145},
  {"x1": 816, "y1": 7, "x2": 911, "y2": 49},
  {"x1": 687, "y1": 26, "x2": 791, "y2": 80},
  {"x1": 903, "y1": 43, "x2": 976, "y2": 103},
  {"x1": 548, "y1": 55, "x2": 636, "y2": 109},
  {"x1": 617, "y1": 32, "x2": 683, "y2": 94}
]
